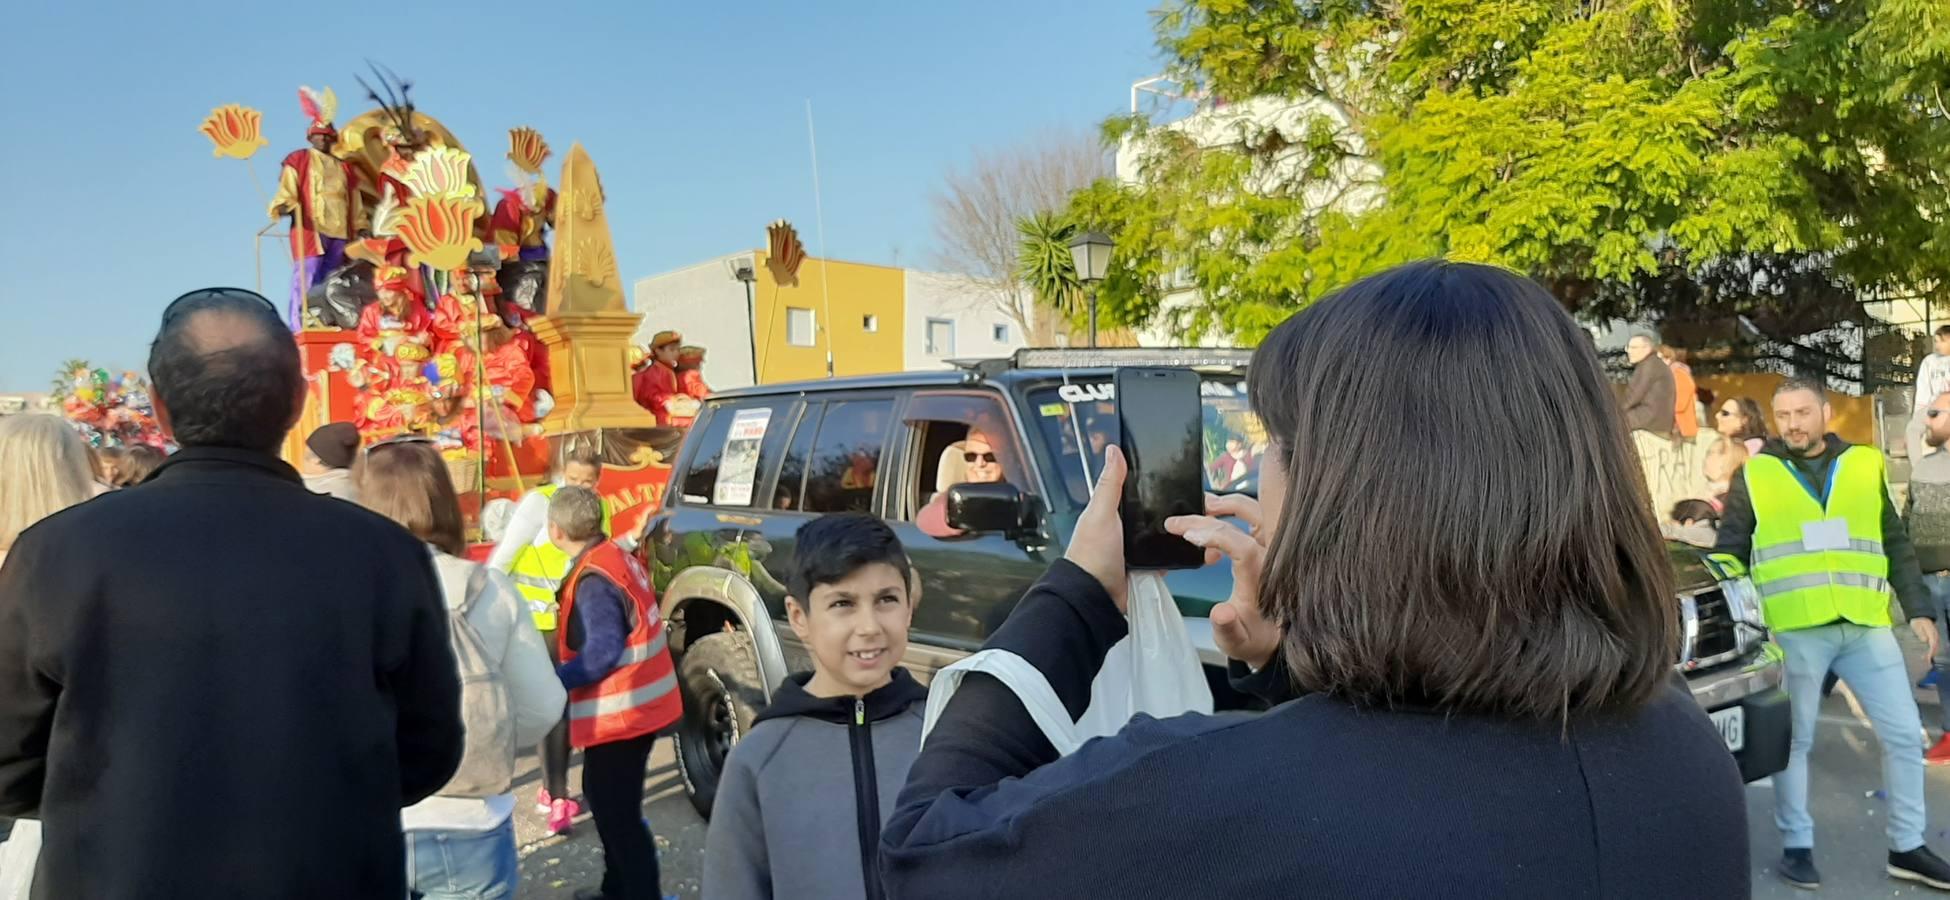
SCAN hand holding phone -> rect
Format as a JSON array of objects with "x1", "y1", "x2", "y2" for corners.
[{"x1": 1063, "y1": 445, "x2": 1131, "y2": 613}]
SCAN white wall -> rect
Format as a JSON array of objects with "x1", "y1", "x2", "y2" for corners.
[
  {"x1": 631, "y1": 254, "x2": 757, "y2": 391},
  {"x1": 903, "y1": 271, "x2": 1025, "y2": 369}
]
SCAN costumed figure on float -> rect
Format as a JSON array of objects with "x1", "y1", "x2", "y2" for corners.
[
  {"x1": 430, "y1": 261, "x2": 551, "y2": 452},
  {"x1": 632, "y1": 330, "x2": 696, "y2": 427},
  {"x1": 350, "y1": 265, "x2": 436, "y2": 439},
  {"x1": 493, "y1": 127, "x2": 556, "y2": 315},
  {"x1": 269, "y1": 87, "x2": 368, "y2": 330}
]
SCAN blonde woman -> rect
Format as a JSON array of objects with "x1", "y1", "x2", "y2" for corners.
[
  {"x1": 0, "y1": 414, "x2": 95, "y2": 900},
  {"x1": 0, "y1": 415, "x2": 97, "y2": 566}
]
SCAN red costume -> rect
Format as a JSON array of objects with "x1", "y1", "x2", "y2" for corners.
[
  {"x1": 505, "y1": 305, "x2": 553, "y2": 395},
  {"x1": 271, "y1": 147, "x2": 364, "y2": 259},
  {"x1": 678, "y1": 368, "x2": 709, "y2": 400},
  {"x1": 352, "y1": 269, "x2": 437, "y2": 440},
  {"x1": 632, "y1": 361, "x2": 680, "y2": 426},
  {"x1": 490, "y1": 187, "x2": 558, "y2": 258}
]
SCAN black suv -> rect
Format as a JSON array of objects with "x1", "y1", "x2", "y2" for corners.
[{"x1": 639, "y1": 348, "x2": 1791, "y2": 817}]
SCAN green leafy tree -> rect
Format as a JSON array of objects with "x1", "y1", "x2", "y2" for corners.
[{"x1": 1076, "y1": 0, "x2": 1950, "y2": 345}]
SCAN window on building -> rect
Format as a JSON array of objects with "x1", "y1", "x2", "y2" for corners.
[
  {"x1": 679, "y1": 399, "x2": 798, "y2": 507},
  {"x1": 862, "y1": 314, "x2": 878, "y2": 333},
  {"x1": 992, "y1": 323, "x2": 1010, "y2": 343},
  {"x1": 925, "y1": 318, "x2": 955, "y2": 356},
  {"x1": 802, "y1": 399, "x2": 893, "y2": 513},
  {"x1": 787, "y1": 307, "x2": 816, "y2": 347}
]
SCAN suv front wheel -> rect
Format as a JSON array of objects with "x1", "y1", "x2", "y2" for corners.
[{"x1": 674, "y1": 630, "x2": 766, "y2": 818}]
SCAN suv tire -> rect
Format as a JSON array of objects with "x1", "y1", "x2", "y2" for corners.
[{"x1": 674, "y1": 630, "x2": 766, "y2": 819}]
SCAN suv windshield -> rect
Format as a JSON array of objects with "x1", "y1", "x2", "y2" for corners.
[{"x1": 1028, "y1": 375, "x2": 1264, "y2": 505}]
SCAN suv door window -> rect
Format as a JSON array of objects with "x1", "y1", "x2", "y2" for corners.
[
  {"x1": 677, "y1": 399, "x2": 797, "y2": 507},
  {"x1": 801, "y1": 400, "x2": 894, "y2": 513},
  {"x1": 773, "y1": 401, "x2": 823, "y2": 512},
  {"x1": 899, "y1": 393, "x2": 1026, "y2": 528}
]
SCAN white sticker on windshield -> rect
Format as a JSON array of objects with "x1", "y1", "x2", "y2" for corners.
[{"x1": 712, "y1": 407, "x2": 773, "y2": 507}]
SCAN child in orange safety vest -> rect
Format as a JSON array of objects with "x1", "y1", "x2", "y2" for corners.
[{"x1": 546, "y1": 486, "x2": 681, "y2": 900}]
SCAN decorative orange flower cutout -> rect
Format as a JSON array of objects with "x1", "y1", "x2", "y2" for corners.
[
  {"x1": 395, "y1": 196, "x2": 486, "y2": 270},
  {"x1": 508, "y1": 127, "x2": 550, "y2": 174},
  {"x1": 199, "y1": 104, "x2": 267, "y2": 160},
  {"x1": 402, "y1": 147, "x2": 477, "y2": 199}
]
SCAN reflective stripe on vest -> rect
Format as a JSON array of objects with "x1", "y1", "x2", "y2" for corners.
[
  {"x1": 556, "y1": 542, "x2": 681, "y2": 748},
  {"x1": 509, "y1": 484, "x2": 613, "y2": 632},
  {"x1": 1743, "y1": 446, "x2": 1894, "y2": 631}
]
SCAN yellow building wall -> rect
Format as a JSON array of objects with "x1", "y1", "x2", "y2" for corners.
[
  {"x1": 749, "y1": 252, "x2": 905, "y2": 383},
  {"x1": 1695, "y1": 373, "x2": 1877, "y2": 446}
]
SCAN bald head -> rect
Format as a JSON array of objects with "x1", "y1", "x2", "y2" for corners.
[{"x1": 148, "y1": 291, "x2": 303, "y2": 452}]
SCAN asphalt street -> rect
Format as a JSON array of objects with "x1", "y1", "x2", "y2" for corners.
[{"x1": 513, "y1": 649, "x2": 1950, "y2": 900}]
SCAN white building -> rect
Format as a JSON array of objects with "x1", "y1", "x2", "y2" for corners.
[{"x1": 902, "y1": 271, "x2": 1023, "y2": 370}]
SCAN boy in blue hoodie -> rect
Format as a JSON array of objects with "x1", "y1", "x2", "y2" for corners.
[{"x1": 702, "y1": 514, "x2": 925, "y2": 900}]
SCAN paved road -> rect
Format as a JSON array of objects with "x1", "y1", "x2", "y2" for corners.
[
  {"x1": 1749, "y1": 646, "x2": 1950, "y2": 899},
  {"x1": 514, "y1": 653, "x2": 1950, "y2": 899},
  {"x1": 511, "y1": 738, "x2": 704, "y2": 900}
]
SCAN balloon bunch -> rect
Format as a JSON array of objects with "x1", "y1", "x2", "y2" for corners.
[{"x1": 55, "y1": 363, "x2": 170, "y2": 450}]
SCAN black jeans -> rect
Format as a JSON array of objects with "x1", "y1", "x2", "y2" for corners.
[
  {"x1": 540, "y1": 630, "x2": 570, "y2": 799},
  {"x1": 582, "y1": 731, "x2": 663, "y2": 900}
]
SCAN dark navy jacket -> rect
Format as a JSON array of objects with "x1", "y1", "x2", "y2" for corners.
[{"x1": 881, "y1": 561, "x2": 1748, "y2": 899}]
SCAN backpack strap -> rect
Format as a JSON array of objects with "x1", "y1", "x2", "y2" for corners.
[{"x1": 458, "y1": 562, "x2": 489, "y2": 618}]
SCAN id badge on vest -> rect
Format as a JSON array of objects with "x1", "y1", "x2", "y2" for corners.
[{"x1": 1802, "y1": 518, "x2": 1851, "y2": 552}]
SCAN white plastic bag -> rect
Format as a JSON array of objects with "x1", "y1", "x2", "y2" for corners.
[
  {"x1": 921, "y1": 571, "x2": 1212, "y2": 755},
  {"x1": 0, "y1": 819, "x2": 40, "y2": 900}
]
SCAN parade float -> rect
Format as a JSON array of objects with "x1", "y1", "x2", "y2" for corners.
[
  {"x1": 199, "y1": 68, "x2": 681, "y2": 541},
  {"x1": 51, "y1": 362, "x2": 170, "y2": 451}
]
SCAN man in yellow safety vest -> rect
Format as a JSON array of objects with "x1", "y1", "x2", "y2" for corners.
[
  {"x1": 487, "y1": 445, "x2": 611, "y2": 834},
  {"x1": 1715, "y1": 377, "x2": 1949, "y2": 891}
]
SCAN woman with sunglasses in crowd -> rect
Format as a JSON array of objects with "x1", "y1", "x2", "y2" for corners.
[
  {"x1": 357, "y1": 438, "x2": 565, "y2": 900},
  {"x1": 1705, "y1": 396, "x2": 1770, "y2": 501}
]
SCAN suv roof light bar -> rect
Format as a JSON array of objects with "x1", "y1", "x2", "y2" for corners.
[{"x1": 1009, "y1": 347, "x2": 1252, "y2": 370}]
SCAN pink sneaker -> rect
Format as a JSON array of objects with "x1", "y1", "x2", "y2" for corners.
[
  {"x1": 547, "y1": 797, "x2": 580, "y2": 835},
  {"x1": 535, "y1": 788, "x2": 553, "y2": 815}
]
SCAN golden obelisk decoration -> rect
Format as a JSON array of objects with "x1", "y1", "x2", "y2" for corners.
[{"x1": 531, "y1": 141, "x2": 647, "y2": 431}]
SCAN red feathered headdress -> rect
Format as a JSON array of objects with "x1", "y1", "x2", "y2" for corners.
[{"x1": 299, "y1": 86, "x2": 337, "y2": 139}]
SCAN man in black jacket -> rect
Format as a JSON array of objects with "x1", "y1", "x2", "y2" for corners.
[
  {"x1": 0, "y1": 288, "x2": 463, "y2": 898},
  {"x1": 1622, "y1": 334, "x2": 1676, "y2": 436}
]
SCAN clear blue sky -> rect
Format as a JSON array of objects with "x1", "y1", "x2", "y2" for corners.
[{"x1": 0, "y1": 1, "x2": 1161, "y2": 391}]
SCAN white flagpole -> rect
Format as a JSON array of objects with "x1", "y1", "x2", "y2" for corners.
[{"x1": 806, "y1": 99, "x2": 835, "y2": 378}]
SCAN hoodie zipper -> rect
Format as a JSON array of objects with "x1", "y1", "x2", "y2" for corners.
[{"x1": 850, "y1": 696, "x2": 885, "y2": 900}]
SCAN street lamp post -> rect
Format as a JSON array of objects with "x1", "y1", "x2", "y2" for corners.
[
  {"x1": 725, "y1": 256, "x2": 760, "y2": 386},
  {"x1": 1067, "y1": 230, "x2": 1113, "y2": 348}
]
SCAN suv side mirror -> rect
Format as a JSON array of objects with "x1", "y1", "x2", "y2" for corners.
[{"x1": 944, "y1": 482, "x2": 1026, "y2": 535}]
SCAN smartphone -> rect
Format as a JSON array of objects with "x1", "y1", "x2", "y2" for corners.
[{"x1": 1115, "y1": 367, "x2": 1207, "y2": 570}]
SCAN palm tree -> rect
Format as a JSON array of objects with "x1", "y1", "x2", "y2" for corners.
[
  {"x1": 50, "y1": 358, "x2": 90, "y2": 398},
  {"x1": 1015, "y1": 212, "x2": 1081, "y2": 318}
]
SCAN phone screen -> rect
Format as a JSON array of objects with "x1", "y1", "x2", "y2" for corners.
[{"x1": 1116, "y1": 367, "x2": 1207, "y2": 570}]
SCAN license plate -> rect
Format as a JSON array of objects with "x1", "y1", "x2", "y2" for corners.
[{"x1": 1710, "y1": 706, "x2": 1745, "y2": 753}]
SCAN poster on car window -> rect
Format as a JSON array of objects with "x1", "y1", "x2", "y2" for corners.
[{"x1": 713, "y1": 408, "x2": 773, "y2": 506}]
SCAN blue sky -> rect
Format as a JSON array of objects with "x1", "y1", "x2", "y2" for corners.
[{"x1": 0, "y1": 0, "x2": 1162, "y2": 391}]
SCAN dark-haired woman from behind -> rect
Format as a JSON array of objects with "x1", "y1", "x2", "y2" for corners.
[{"x1": 881, "y1": 261, "x2": 1748, "y2": 899}]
